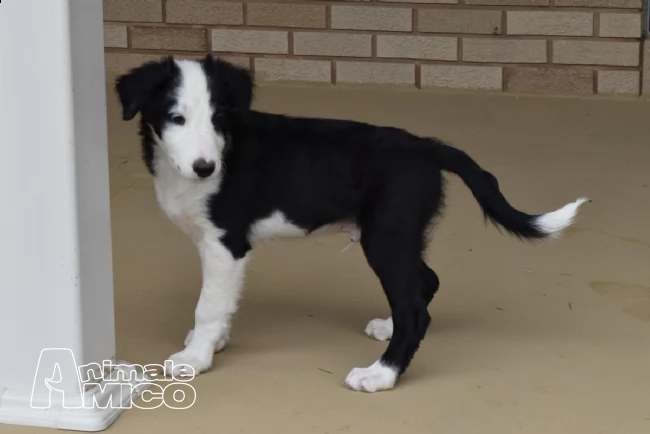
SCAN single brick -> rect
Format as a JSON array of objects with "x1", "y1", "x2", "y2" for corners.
[
  {"x1": 466, "y1": 0, "x2": 549, "y2": 5},
  {"x1": 555, "y1": 0, "x2": 641, "y2": 7},
  {"x1": 599, "y1": 13, "x2": 642, "y2": 38},
  {"x1": 255, "y1": 59, "x2": 331, "y2": 83},
  {"x1": 212, "y1": 29, "x2": 288, "y2": 54},
  {"x1": 105, "y1": 52, "x2": 182, "y2": 75},
  {"x1": 378, "y1": 0, "x2": 458, "y2": 3},
  {"x1": 103, "y1": 0, "x2": 162, "y2": 22},
  {"x1": 217, "y1": 56, "x2": 251, "y2": 70},
  {"x1": 104, "y1": 24, "x2": 127, "y2": 48},
  {"x1": 337, "y1": 61, "x2": 415, "y2": 85},
  {"x1": 418, "y1": 9, "x2": 502, "y2": 35},
  {"x1": 506, "y1": 67, "x2": 593, "y2": 94},
  {"x1": 248, "y1": 3, "x2": 326, "y2": 29},
  {"x1": 463, "y1": 39, "x2": 546, "y2": 63},
  {"x1": 332, "y1": 6, "x2": 412, "y2": 32},
  {"x1": 598, "y1": 71, "x2": 640, "y2": 95},
  {"x1": 294, "y1": 32, "x2": 371, "y2": 57},
  {"x1": 553, "y1": 40, "x2": 639, "y2": 66},
  {"x1": 131, "y1": 27, "x2": 207, "y2": 51},
  {"x1": 507, "y1": 11, "x2": 593, "y2": 36},
  {"x1": 166, "y1": 0, "x2": 243, "y2": 25},
  {"x1": 421, "y1": 65, "x2": 502, "y2": 90},
  {"x1": 377, "y1": 35, "x2": 457, "y2": 60}
]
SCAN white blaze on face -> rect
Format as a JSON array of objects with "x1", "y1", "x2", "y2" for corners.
[{"x1": 161, "y1": 59, "x2": 225, "y2": 179}]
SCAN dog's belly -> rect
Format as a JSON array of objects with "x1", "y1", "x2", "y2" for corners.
[
  {"x1": 249, "y1": 210, "x2": 307, "y2": 242},
  {"x1": 312, "y1": 222, "x2": 361, "y2": 242},
  {"x1": 250, "y1": 211, "x2": 360, "y2": 244}
]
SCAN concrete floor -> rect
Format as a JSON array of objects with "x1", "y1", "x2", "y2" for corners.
[{"x1": 7, "y1": 84, "x2": 650, "y2": 433}]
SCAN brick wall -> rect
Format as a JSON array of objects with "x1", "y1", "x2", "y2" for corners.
[{"x1": 103, "y1": 0, "x2": 647, "y2": 97}]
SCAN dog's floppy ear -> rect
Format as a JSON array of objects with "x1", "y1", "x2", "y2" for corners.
[
  {"x1": 115, "y1": 57, "x2": 175, "y2": 121},
  {"x1": 203, "y1": 55, "x2": 254, "y2": 113}
]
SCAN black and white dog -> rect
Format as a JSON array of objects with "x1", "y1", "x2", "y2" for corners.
[{"x1": 115, "y1": 55, "x2": 587, "y2": 392}]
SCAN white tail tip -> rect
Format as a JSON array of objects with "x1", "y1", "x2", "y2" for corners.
[{"x1": 534, "y1": 197, "x2": 589, "y2": 237}]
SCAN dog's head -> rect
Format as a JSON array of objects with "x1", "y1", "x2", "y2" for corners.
[{"x1": 115, "y1": 55, "x2": 253, "y2": 180}]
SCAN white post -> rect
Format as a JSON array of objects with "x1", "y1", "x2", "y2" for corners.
[{"x1": 0, "y1": 1, "x2": 146, "y2": 430}]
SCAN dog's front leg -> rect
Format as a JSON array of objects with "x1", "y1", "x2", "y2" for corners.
[{"x1": 166, "y1": 237, "x2": 249, "y2": 377}]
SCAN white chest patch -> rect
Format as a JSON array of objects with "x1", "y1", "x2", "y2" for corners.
[{"x1": 153, "y1": 154, "x2": 222, "y2": 242}]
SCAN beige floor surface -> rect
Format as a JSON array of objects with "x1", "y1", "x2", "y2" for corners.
[{"x1": 6, "y1": 84, "x2": 650, "y2": 433}]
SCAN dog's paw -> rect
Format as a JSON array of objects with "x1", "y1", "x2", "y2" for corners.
[
  {"x1": 184, "y1": 329, "x2": 228, "y2": 353},
  {"x1": 364, "y1": 317, "x2": 393, "y2": 341},
  {"x1": 164, "y1": 346, "x2": 213, "y2": 378},
  {"x1": 344, "y1": 361, "x2": 398, "y2": 393}
]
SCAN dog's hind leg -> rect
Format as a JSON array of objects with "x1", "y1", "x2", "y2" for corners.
[
  {"x1": 364, "y1": 260, "x2": 440, "y2": 342},
  {"x1": 364, "y1": 167, "x2": 443, "y2": 345},
  {"x1": 345, "y1": 190, "x2": 436, "y2": 392},
  {"x1": 346, "y1": 229, "x2": 430, "y2": 392},
  {"x1": 420, "y1": 261, "x2": 441, "y2": 304}
]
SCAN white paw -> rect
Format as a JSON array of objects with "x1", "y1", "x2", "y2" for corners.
[
  {"x1": 344, "y1": 361, "x2": 398, "y2": 393},
  {"x1": 165, "y1": 346, "x2": 213, "y2": 378},
  {"x1": 184, "y1": 329, "x2": 228, "y2": 353},
  {"x1": 365, "y1": 317, "x2": 393, "y2": 341}
]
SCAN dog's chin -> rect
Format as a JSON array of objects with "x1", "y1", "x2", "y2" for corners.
[
  {"x1": 195, "y1": 173, "x2": 218, "y2": 182},
  {"x1": 184, "y1": 172, "x2": 214, "y2": 181}
]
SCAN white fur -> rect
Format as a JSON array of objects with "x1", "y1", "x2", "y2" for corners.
[
  {"x1": 365, "y1": 317, "x2": 393, "y2": 341},
  {"x1": 249, "y1": 211, "x2": 307, "y2": 243},
  {"x1": 249, "y1": 211, "x2": 363, "y2": 246},
  {"x1": 151, "y1": 63, "x2": 248, "y2": 377},
  {"x1": 534, "y1": 197, "x2": 589, "y2": 237},
  {"x1": 156, "y1": 150, "x2": 247, "y2": 377},
  {"x1": 158, "y1": 59, "x2": 225, "y2": 180},
  {"x1": 155, "y1": 155, "x2": 247, "y2": 376},
  {"x1": 184, "y1": 329, "x2": 228, "y2": 353},
  {"x1": 166, "y1": 244, "x2": 248, "y2": 377},
  {"x1": 165, "y1": 233, "x2": 249, "y2": 377},
  {"x1": 345, "y1": 360, "x2": 398, "y2": 392},
  {"x1": 153, "y1": 154, "x2": 220, "y2": 242}
]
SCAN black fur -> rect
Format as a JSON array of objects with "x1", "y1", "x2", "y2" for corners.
[{"x1": 116, "y1": 55, "x2": 554, "y2": 385}]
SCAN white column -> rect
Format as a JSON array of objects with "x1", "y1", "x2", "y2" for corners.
[{"x1": 0, "y1": 1, "x2": 146, "y2": 430}]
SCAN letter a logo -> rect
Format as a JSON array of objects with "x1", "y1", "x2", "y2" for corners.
[{"x1": 31, "y1": 348, "x2": 83, "y2": 409}]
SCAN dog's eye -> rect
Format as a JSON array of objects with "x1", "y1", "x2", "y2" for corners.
[{"x1": 169, "y1": 114, "x2": 185, "y2": 125}]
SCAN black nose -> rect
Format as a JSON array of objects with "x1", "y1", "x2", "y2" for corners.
[{"x1": 192, "y1": 158, "x2": 216, "y2": 178}]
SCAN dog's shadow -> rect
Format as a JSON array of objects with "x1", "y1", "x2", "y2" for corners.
[{"x1": 117, "y1": 273, "x2": 577, "y2": 384}]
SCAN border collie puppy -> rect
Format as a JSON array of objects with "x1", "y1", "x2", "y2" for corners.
[{"x1": 115, "y1": 55, "x2": 587, "y2": 392}]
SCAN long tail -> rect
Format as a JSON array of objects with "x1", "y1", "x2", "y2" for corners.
[{"x1": 435, "y1": 142, "x2": 588, "y2": 240}]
